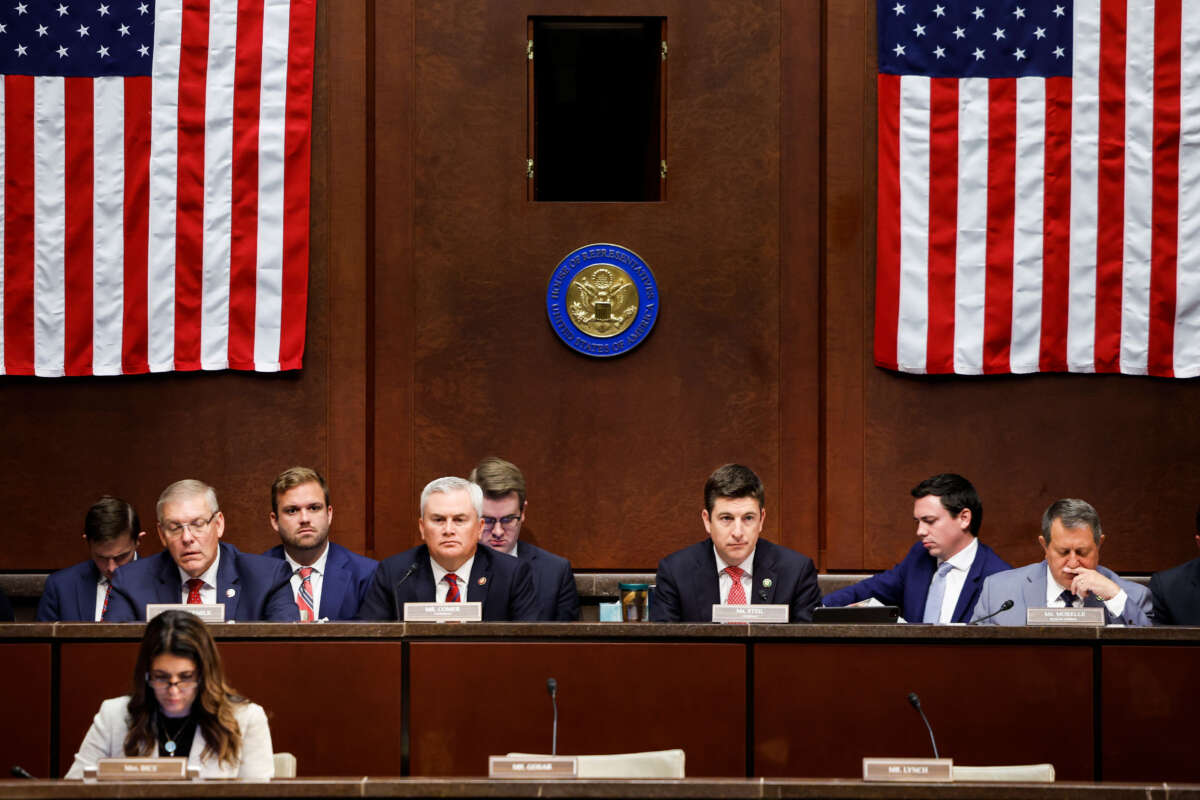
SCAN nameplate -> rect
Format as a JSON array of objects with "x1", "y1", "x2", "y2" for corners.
[
  {"x1": 489, "y1": 756, "x2": 578, "y2": 779},
  {"x1": 711, "y1": 604, "x2": 789, "y2": 623},
  {"x1": 92, "y1": 758, "x2": 194, "y2": 781},
  {"x1": 863, "y1": 758, "x2": 953, "y2": 782},
  {"x1": 1027, "y1": 607, "x2": 1105, "y2": 626},
  {"x1": 404, "y1": 601, "x2": 483, "y2": 622},
  {"x1": 146, "y1": 603, "x2": 226, "y2": 623}
]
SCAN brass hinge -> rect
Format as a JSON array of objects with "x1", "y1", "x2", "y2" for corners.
[
  {"x1": 527, "y1": 40, "x2": 534, "y2": 60},
  {"x1": 660, "y1": 159, "x2": 667, "y2": 179},
  {"x1": 527, "y1": 158, "x2": 534, "y2": 180},
  {"x1": 661, "y1": 41, "x2": 668, "y2": 61}
]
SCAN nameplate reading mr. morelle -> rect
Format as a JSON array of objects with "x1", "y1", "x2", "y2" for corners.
[{"x1": 1027, "y1": 607, "x2": 1105, "y2": 626}]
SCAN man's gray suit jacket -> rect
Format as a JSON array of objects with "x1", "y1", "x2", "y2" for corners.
[{"x1": 970, "y1": 561, "x2": 1154, "y2": 626}]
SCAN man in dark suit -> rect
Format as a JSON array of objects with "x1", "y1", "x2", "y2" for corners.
[
  {"x1": 821, "y1": 473, "x2": 1010, "y2": 623},
  {"x1": 37, "y1": 496, "x2": 145, "y2": 622},
  {"x1": 263, "y1": 466, "x2": 378, "y2": 621},
  {"x1": 356, "y1": 476, "x2": 539, "y2": 621},
  {"x1": 1147, "y1": 506, "x2": 1200, "y2": 625},
  {"x1": 104, "y1": 479, "x2": 298, "y2": 622},
  {"x1": 651, "y1": 464, "x2": 820, "y2": 623},
  {"x1": 467, "y1": 457, "x2": 579, "y2": 621}
]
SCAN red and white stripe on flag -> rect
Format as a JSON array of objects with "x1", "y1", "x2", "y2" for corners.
[
  {"x1": 0, "y1": 0, "x2": 315, "y2": 376},
  {"x1": 875, "y1": 0, "x2": 1200, "y2": 377}
]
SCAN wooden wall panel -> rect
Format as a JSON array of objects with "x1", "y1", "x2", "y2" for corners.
[
  {"x1": 58, "y1": 643, "x2": 131, "y2": 776},
  {"x1": 754, "y1": 642, "x2": 1094, "y2": 780},
  {"x1": 1, "y1": 644, "x2": 52, "y2": 778},
  {"x1": 822, "y1": 1, "x2": 1200, "y2": 573},
  {"x1": 368, "y1": 0, "x2": 816, "y2": 571},
  {"x1": 1102, "y1": 645, "x2": 1200, "y2": 781},
  {"x1": 409, "y1": 641, "x2": 745, "y2": 776}
]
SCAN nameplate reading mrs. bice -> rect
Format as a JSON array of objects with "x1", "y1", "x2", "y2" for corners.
[
  {"x1": 711, "y1": 604, "x2": 789, "y2": 623},
  {"x1": 91, "y1": 758, "x2": 194, "y2": 781},
  {"x1": 146, "y1": 603, "x2": 226, "y2": 623},
  {"x1": 404, "y1": 602, "x2": 483, "y2": 622},
  {"x1": 863, "y1": 758, "x2": 953, "y2": 782},
  {"x1": 489, "y1": 756, "x2": 578, "y2": 779},
  {"x1": 1027, "y1": 607, "x2": 1106, "y2": 626}
]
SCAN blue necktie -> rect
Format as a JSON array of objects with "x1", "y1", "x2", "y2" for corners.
[{"x1": 922, "y1": 562, "x2": 955, "y2": 623}]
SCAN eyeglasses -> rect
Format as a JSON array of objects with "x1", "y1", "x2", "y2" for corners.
[
  {"x1": 161, "y1": 511, "x2": 219, "y2": 538},
  {"x1": 481, "y1": 514, "x2": 521, "y2": 532},
  {"x1": 146, "y1": 672, "x2": 200, "y2": 691}
]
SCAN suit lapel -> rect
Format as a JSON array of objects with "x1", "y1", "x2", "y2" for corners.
[
  {"x1": 80, "y1": 564, "x2": 100, "y2": 621},
  {"x1": 469, "y1": 548, "x2": 492, "y2": 608},
  {"x1": 908, "y1": 555, "x2": 935, "y2": 622},
  {"x1": 951, "y1": 543, "x2": 984, "y2": 621},
  {"x1": 320, "y1": 547, "x2": 349, "y2": 619},
  {"x1": 156, "y1": 552, "x2": 183, "y2": 604},
  {"x1": 697, "y1": 546, "x2": 721, "y2": 609},
  {"x1": 216, "y1": 546, "x2": 240, "y2": 619},
  {"x1": 1024, "y1": 564, "x2": 1047, "y2": 612},
  {"x1": 751, "y1": 545, "x2": 777, "y2": 604}
]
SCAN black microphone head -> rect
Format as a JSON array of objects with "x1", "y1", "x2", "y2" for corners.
[
  {"x1": 546, "y1": 678, "x2": 557, "y2": 696},
  {"x1": 907, "y1": 692, "x2": 921, "y2": 710},
  {"x1": 999, "y1": 599, "x2": 1015, "y2": 611}
]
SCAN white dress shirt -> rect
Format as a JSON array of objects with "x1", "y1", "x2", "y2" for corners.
[
  {"x1": 176, "y1": 549, "x2": 221, "y2": 605},
  {"x1": 1044, "y1": 563, "x2": 1127, "y2": 616},
  {"x1": 285, "y1": 543, "x2": 330, "y2": 620},
  {"x1": 429, "y1": 555, "x2": 476, "y2": 602},
  {"x1": 928, "y1": 537, "x2": 978, "y2": 623},
  {"x1": 714, "y1": 546, "x2": 755, "y2": 605}
]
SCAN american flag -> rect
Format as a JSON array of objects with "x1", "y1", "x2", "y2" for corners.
[
  {"x1": 0, "y1": 0, "x2": 315, "y2": 376},
  {"x1": 874, "y1": 0, "x2": 1200, "y2": 377}
]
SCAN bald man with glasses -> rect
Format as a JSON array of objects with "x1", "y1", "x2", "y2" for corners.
[{"x1": 104, "y1": 479, "x2": 298, "y2": 622}]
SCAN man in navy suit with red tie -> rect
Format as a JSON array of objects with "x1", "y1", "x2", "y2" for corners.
[
  {"x1": 356, "y1": 477, "x2": 539, "y2": 621},
  {"x1": 263, "y1": 467, "x2": 378, "y2": 621},
  {"x1": 468, "y1": 457, "x2": 579, "y2": 621},
  {"x1": 104, "y1": 479, "x2": 298, "y2": 622},
  {"x1": 651, "y1": 464, "x2": 821, "y2": 623},
  {"x1": 37, "y1": 496, "x2": 145, "y2": 621}
]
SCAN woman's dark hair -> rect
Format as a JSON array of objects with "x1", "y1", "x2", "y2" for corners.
[{"x1": 124, "y1": 610, "x2": 245, "y2": 766}]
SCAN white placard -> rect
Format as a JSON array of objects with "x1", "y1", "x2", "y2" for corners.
[
  {"x1": 404, "y1": 601, "x2": 483, "y2": 622},
  {"x1": 711, "y1": 604, "x2": 789, "y2": 623},
  {"x1": 146, "y1": 603, "x2": 226, "y2": 623},
  {"x1": 863, "y1": 757, "x2": 954, "y2": 782},
  {"x1": 489, "y1": 756, "x2": 578, "y2": 778},
  {"x1": 1027, "y1": 607, "x2": 1106, "y2": 626}
]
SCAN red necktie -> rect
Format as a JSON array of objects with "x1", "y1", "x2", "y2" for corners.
[
  {"x1": 185, "y1": 578, "x2": 204, "y2": 604},
  {"x1": 296, "y1": 567, "x2": 315, "y2": 622},
  {"x1": 101, "y1": 582, "x2": 111, "y2": 618},
  {"x1": 724, "y1": 566, "x2": 747, "y2": 605},
  {"x1": 444, "y1": 573, "x2": 461, "y2": 603}
]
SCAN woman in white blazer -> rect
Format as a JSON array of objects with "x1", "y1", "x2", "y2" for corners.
[{"x1": 66, "y1": 610, "x2": 274, "y2": 779}]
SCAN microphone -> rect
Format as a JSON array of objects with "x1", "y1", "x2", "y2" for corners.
[
  {"x1": 392, "y1": 562, "x2": 422, "y2": 621},
  {"x1": 907, "y1": 692, "x2": 940, "y2": 759},
  {"x1": 547, "y1": 678, "x2": 559, "y2": 756},
  {"x1": 968, "y1": 599, "x2": 1014, "y2": 625},
  {"x1": 11, "y1": 765, "x2": 34, "y2": 779}
]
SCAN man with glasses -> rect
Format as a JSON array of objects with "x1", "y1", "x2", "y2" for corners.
[
  {"x1": 37, "y1": 496, "x2": 145, "y2": 621},
  {"x1": 468, "y1": 457, "x2": 579, "y2": 621},
  {"x1": 104, "y1": 479, "x2": 298, "y2": 622}
]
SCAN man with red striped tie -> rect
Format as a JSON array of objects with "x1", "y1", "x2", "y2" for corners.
[
  {"x1": 356, "y1": 477, "x2": 538, "y2": 621},
  {"x1": 651, "y1": 464, "x2": 821, "y2": 623}
]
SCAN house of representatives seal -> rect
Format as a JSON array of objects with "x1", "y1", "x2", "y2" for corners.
[{"x1": 546, "y1": 244, "x2": 659, "y2": 358}]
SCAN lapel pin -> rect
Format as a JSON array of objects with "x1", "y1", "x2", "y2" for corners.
[
  {"x1": 225, "y1": 588, "x2": 236, "y2": 598},
  {"x1": 762, "y1": 578, "x2": 772, "y2": 588},
  {"x1": 478, "y1": 576, "x2": 487, "y2": 586}
]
